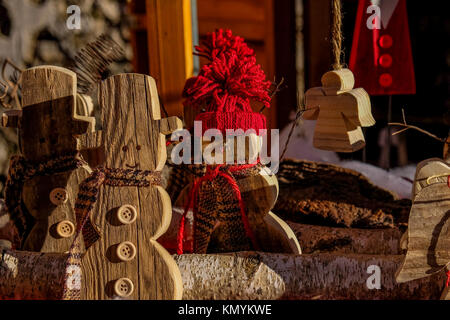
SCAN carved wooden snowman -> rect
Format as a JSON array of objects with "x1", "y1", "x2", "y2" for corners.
[
  {"x1": 2, "y1": 66, "x2": 94, "y2": 252},
  {"x1": 78, "y1": 73, "x2": 183, "y2": 299},
  {"x1": 396, "y1": 158, "x2": 450, "y2": 300},
  {"x1": 173, "y1": 29, "x2": 300, "y2": 255}
]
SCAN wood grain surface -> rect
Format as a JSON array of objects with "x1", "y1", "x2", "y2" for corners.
[
  {"x1": 80, "y1": 73, "x2": 183, "y2": 299},
  {"x1": 304, "y1": 68, "x2": 375, "y2": 152}
]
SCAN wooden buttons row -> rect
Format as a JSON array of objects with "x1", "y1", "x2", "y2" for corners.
[{"x1": 111, "y1": 204, "x2": 138, "y2": 298}]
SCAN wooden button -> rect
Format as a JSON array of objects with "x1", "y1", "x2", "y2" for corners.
[
  {"x1": 113, "y1": 278, "x2": 134, "y2": 297},
  {"x1": 116, "y1": 241, "x2": 137, "y2": 261},
  {"x1": 379, "y1": 35, "x2": 393, "y2": 48},
  {"x1": 56, "y1": 220, "x2": 75, "y2": 238},
  {"x1": 49, "y1": 188, "x2": 69, "y2": 205},
  {"x1": 116, "y1": 205, "x2": 138, "y2": 224}
]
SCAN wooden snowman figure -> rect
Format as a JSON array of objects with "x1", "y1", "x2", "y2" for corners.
[
  {"x1": 175, "y1": 29, "x2": 301, "y2": 254},
  {"x1": 396, "y1": 158, "x2": 450, "y2": 300},
  {"x1": 76, "y1": 73, "x2": 183, "y2": 299},
  {"x1": 2, "y1": 66, "x2": 94, "y2": 252}
]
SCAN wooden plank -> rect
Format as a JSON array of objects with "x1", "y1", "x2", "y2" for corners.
[
  {"x1": 80, "y1": 73, "x2": 183, "y2": 300},
  {"x1": 196, "y1": 0, "x2": 277, "y2": 129},
  {"x1": 145, "y1": 0, "x2": 193, "y2": 118},
  {"x1": 304, "y1": 0, "x2": 332, "y2": 88},
  {"x1": 197, "y1": 0, "x2": 265, "y2": 23},
  {"x1": 198, "y1": 20, "x2": 266, "y2": 41}
]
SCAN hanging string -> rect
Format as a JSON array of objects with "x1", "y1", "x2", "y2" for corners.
[
  {"x1": 331, "y1": 0, "x2": 344, "y2": 70},
  {"x1": 278, "y1": 0, "x2": 345, "y2": 161}
]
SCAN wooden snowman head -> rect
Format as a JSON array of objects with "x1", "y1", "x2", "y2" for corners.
[
  {"x1": 80, "y1": 73, "x2": 181, "y2": 170},
  {"x1": 2, "y1": 66, "x2": 94, "y2": 161}
]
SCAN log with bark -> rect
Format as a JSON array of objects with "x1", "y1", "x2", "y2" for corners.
[
  {"x1": 0, "y1": 248, "x2": 67, "y2": 299},
  {"x1": 175, "y1": 252, "x2": 446, "y2": 300},
  {"x1": 274, "y1": 159, "x2": 412, "y2": 228},
  {"x1": 1, "y1": 249, "x2": 445, "y2": 300},
  {"x1": 289, "y1": 222, "x2": 403, "y2": 255},
  {"x1": 159, "y1": 208, "x2": 404, "y2": 255}
]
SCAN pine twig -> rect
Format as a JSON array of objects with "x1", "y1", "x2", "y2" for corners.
[
  {"x1": 279, "y1": 92, "x2": 310, "y2": 162},
  {"x1": 259, "y1": 77, "x2": 286, "y2": 113},
  {"x1": 0, "y1": 58, "x2": 23, "y2": 109}
]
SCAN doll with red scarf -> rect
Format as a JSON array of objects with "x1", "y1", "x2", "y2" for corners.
[{"x1": 173, "y1": 30, "x2": 301, "y2": 255}]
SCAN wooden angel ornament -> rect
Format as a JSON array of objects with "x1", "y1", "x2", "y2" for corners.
[
  {"x1": 303, "y1": 68, "x2": 375, "y2": 152},
  {"x1": 396, "y1": 158, "x2": 450, "y2": 300},
  {"x1": 76, "y1": 73, "x2": 183, "y2": 300},
  {"x1": 172, "y1": 29, "x2": 301, "y2": 255},
  {"x1": 2, "y1": 66, "x2": 94, "y2": 252}
]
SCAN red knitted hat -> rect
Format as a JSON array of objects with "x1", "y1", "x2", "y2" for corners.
[{"x1": 183, "y1": 29, "x2": 271, "y2": 134}]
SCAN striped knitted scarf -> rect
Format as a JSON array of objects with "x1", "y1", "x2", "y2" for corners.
[
  {"x1": 4, "y1": 152, "x2": 86, "y2": 248},
  {"x1": 177, "y1": 163, "x2": 262, "y2": 254},
  {"x1": 62, "y1": 166, "x2": 161, "y2": 300}
]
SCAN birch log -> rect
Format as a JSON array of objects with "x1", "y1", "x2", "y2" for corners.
[
  {"x1": 1, "y1": 249, "x2": 446, "y2": 300},
  {"x1": 175, "y1": 252, "x2": 446, "y2": 300},
  {"x1": 0, "y1": 249, "x2": 67, "y2": 299}
]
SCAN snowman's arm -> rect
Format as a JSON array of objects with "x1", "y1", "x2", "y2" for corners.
[
  {"x1": 158, "y1": 116, "x2": 183, "y2": 135},
  {"x1": 2, "y1": 109, "x2": 22, "y2": 128}
]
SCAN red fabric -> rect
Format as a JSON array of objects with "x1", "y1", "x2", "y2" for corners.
[
  {"x1": 177, "y1": 163, "x2": 259, "y2": 255},
  {"x1": 183, "y1": 29, "x2": 271, "y2": 133},
  {"x1": 446, "y1": 270, "x2": 450, "y2": 288},
  {"x1": 196, "y1": 111, "x2": 266, "y2": 134},
  {"x1": 349, "y1": 0, "x2": 416, "y2": 95}
]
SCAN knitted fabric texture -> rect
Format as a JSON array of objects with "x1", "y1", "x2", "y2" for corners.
[
  {"x1": 182, "y1": 29, "x2": 271, "y2": 133},
  {"x1": 62, "y1": 166, "x2": 161, "y2": 300},
  {"x1": 4, "y1": 152, "x2": 86, "y2": 248},
  {"x1": 177, "y1": 163, "x2": 262, "y2": 254}
]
